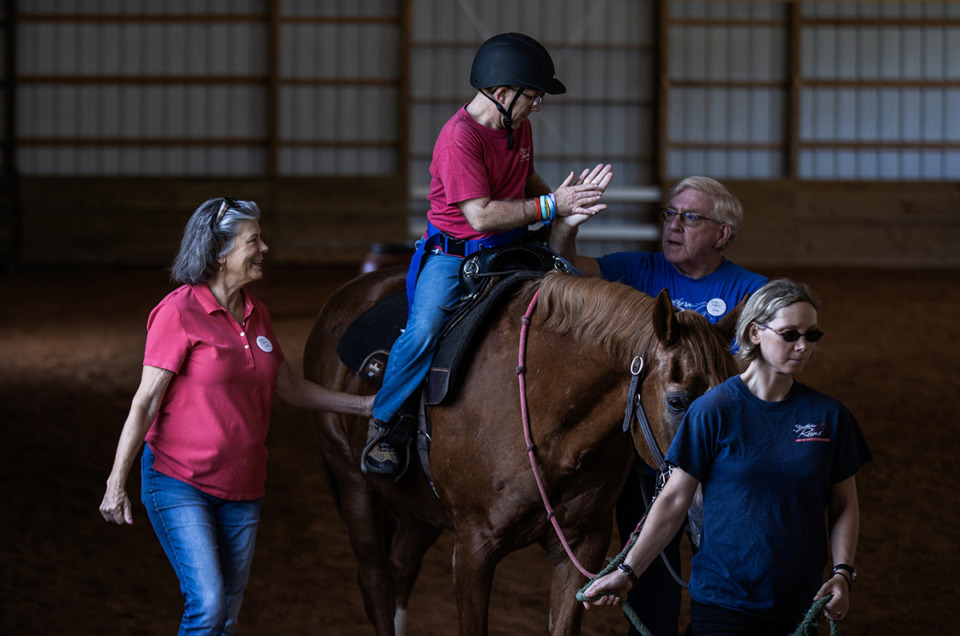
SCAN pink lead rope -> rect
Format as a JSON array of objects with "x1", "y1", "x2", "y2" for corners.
[{"x1": 517, "y1": 287, "x2": 597, "y2": 579}]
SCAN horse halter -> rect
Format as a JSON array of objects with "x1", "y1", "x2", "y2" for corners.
[{"x1": 622, "y1": 355, "x2": 669, "y2": 478}]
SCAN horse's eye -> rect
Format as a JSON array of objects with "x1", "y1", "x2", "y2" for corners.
[{"x1": 667, "y1": 397, "x2": 686, "y2": 412}]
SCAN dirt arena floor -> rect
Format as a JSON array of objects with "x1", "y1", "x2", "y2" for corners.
[{"x1": 1, "y1": 264, "x2": 958, "y2": 635}]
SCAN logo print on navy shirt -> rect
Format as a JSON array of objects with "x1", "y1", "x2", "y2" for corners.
[{"x1": 794, "y1": 422, "x2": 830, "y2": 443}]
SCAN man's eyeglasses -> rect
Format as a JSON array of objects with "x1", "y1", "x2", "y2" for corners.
[
  {"x1": 759, "y1": 325, "x2": 825, "y2": 343},
  {"x1": 519, "y1": 91, "x2": 543, "y2": 108},
  {"x1": 214, "y1": 197, "x2": 239, "y2": 227},
  {"x1": 659, "y1": 207, "x2": 723, "y2": 228}
]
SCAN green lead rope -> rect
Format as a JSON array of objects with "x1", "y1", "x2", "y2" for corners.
[
  {"x1": 575, "y1": 526, "x2": 654, "y2": 636},
  {"x1": 575, "y1": 522, "x2": 839, "y2": 636},
  {"x1": 790, "y1": 594, "x2": 840, "y2": 636}
]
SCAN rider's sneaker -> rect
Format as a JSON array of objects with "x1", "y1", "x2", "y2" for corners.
[{"x1": 362, "y1": 417, "x2": 405, "y2": 481}]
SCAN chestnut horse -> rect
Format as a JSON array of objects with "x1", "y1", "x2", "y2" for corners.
[{"x1": 303, "y1": 267, "x2": 738, "y2": 635}]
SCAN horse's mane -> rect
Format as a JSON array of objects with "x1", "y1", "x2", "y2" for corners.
[
  {"x1": 533, "y1": 272, "x2": 659, "y2": 364},
  {"x1": 533, "y1": 272, "x2": 737, "y2": 381}
]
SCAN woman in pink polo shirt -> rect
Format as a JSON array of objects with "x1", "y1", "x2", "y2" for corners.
[{"x1": 99, "y1": 197, "x2": 372, "y2": 634}]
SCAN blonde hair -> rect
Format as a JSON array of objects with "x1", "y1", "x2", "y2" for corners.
[{"x1": 735, "y1": 278, "x2": 821, "y2": 362}]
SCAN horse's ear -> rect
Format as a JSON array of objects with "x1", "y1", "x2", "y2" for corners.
[
  {"x1": 652, "y1": 288, "x2": 680, "y2": 346},
  {"x1": 716, "y1": 293, "x2": 748, "y2": 344}
]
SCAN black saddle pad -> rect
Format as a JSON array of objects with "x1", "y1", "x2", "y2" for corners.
[
  {"x1": 336, "y1": 271, "x2": 542, "y2": 404},
  {"x1": 336, "y1": 289, "x2": 407, "y2": 388}
]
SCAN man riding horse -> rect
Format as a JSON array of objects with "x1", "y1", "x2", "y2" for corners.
[{"x1": 362, "y1": 32, "x2": 613, "y2": 480}]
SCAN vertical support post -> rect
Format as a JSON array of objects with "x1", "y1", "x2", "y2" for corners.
[
  {"x1": 786, "y1": 2, "x2": 801, "y2": 180},
  {"x1": 266, "y1": 0, "x2": 280, "y2": 180},
  {"x1": 2, "y1": 2, "x2": 22, "y2": 268},
  {"x1": 655, "y1": 0, "x2": 669, "y2": 186}
]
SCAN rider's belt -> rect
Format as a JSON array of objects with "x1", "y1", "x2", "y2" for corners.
[
  {"x1": 431, "y1": 231, "x2": 469, "y2": 257},
  {"x1": 424, "y1": 221, "x2": 528, "y2": 258},
  {"x1": 406, "y1": 222, "x2": 530, "y2": 311}
]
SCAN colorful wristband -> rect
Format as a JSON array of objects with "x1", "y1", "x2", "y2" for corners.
[{"x1": 538, "y1": 195, "x2": 551, "y2": 223}]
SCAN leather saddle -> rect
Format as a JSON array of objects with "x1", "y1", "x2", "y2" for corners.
[{"x1": 336, "y1": 241, "x2": 579, "y2": 404}]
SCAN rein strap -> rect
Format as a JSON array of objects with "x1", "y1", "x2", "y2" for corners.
[{"x1": 517, "y1": 288, "x2": 596, "y2": 579}]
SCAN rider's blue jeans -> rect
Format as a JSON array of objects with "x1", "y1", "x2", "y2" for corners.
[
  {"x1": 141, "y1": 444, "x2": 262, "y2": 636},
  {"x1": 372, "y1": 249, "x2": 462, "y2": 423}
]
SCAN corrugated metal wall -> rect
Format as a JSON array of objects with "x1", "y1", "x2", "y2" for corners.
[
  {"x1": 798, "y1": 2, "x2": 960, "y2": 179},
  {"x1": 3, "y1": 1, "x2": 958, "y2": 266},
  {"x1": 663, "y1": 1, "x2": 960, "y2": 181},
  {"x1": 16, "y1": 0, "x2": 403, "y2": 177},
  {"x1": 665, "y1": 2, "x2": 791, "y2": 179},
  {"x1": 10, "y1": 1, "x2": 959, "y2": 182}
]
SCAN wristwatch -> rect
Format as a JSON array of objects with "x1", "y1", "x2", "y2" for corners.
[
  {"x1": 832, "y1": 563, "x2": 857, "y2": 586},
  {"x1": 617, "y1": 562, "x2": 640, "y2": 584}
]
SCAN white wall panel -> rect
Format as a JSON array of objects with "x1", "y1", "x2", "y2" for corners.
[
  {"x1": 281, "y1": 24, "x2": 399, "y2": 78},
  {"x1": 665, "y1": 4, "x2": 789, "y2": 180},
  {"x1": 11, "y1": 1, "x2": 956, "y2": 184},
  {"x1": 278, "y1": 147, "x2": 396, "y2": 175},
  {"x1": 17, "y1": 1, "x2": 401, "y2": 177},
  {"x1": 797, "y1": 4, "x2": 960, "y2": 180},
  {"x1": 23, "y1": 1, "x2": 265, "y2": 14},
  {"x1": 19, "y1": 85, "x2": 267, "y2": 137}
]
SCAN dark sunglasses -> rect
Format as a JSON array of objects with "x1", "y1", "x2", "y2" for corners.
[{"x1": 760, "y1": 325, "x2": 824, "y2": 343}]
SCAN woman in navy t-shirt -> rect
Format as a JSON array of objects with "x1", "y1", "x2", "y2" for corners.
[{"x1": 583, "y1": 278, "x2": 872, "y2": 635}]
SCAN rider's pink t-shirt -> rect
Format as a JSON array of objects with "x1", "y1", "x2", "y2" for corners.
[
  {"x1": 426, "y1": 106, "x2": 535, "y2": 240},
  {"x1": 143, "y1": 283, "x2": 284, "y2": 500}
]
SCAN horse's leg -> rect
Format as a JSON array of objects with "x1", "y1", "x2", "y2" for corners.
[
  {"x1": 389, "y1": 516, "x2": 443, "y2": 636},
  {"x1": 451, "y1": 528, "x2": 500, "y2": 636},
  {"x1": 336, "y1": 470, "x2": 400, "y2": 636},
  {"x1": 545, "y1": 527, "x2": 612, "y2": 635}
]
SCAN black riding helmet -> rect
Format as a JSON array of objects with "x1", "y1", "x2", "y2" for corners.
[
  {"x1": 470, "y1": 32, "x2": 566, "y2": 95},
  {"x1": 470, "y1": 33, "x2": 565, "y2": 149}
]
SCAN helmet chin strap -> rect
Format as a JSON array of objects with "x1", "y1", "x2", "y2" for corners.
[{"x1": 481, "y1": 89, "x2": 524, "y2": 150}]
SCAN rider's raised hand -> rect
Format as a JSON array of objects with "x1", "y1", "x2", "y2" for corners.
[
  {"x1": 554, "y1": 163, "x2": 613, "y2": 220},
  {"x1": 575, "y1": 163, "x2": 613, "y2": 191}
]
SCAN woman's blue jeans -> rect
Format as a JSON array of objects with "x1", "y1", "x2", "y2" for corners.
[
  {"x1": 142, "y1": 444, "x2": 262, "y2": 636},
  {"x1": 372, "y1": 250, "x2": 462, "y2": 423}
]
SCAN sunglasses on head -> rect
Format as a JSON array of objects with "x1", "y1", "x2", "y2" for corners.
[
  {"x1": 213, "y1": 196, "x2": 239, "y2": 227},
  {"x1": 760, "y1": 325, "x2": 824, "y2": 343}
]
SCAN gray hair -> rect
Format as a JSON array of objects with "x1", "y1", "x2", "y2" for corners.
[
  {"x1": 668, "y1": 176, "x2": 744, "y2": 250},
  {"x1": 170, "y1": 197, "x2": 261, "y2": 284},
  {"x1": 735, "y1": 278, "x2": 821, "y2": 362}
]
